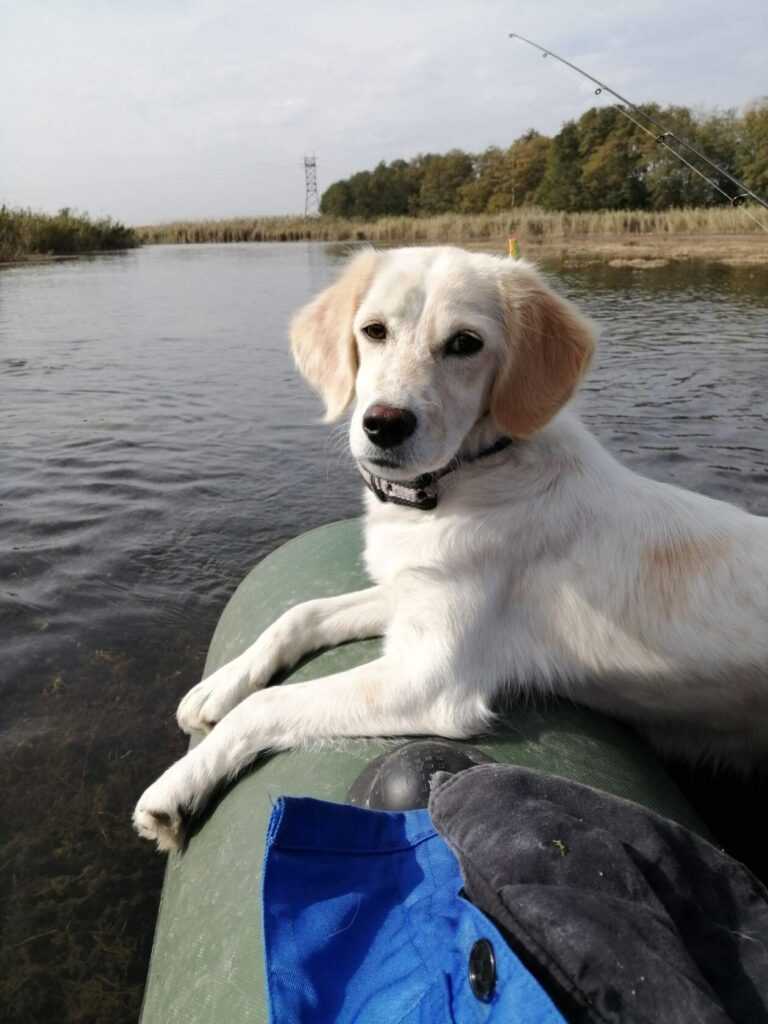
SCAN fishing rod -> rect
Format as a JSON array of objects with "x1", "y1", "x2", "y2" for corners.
[{"x1": 508, "y1": 32, "x2": 768, "y2": 231}]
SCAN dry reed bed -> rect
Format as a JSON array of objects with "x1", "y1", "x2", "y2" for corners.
[{"x1": 135, "y1": 207, "x2": 767, "y2": 246}]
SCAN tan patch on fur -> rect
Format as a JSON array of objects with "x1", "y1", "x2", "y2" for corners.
[
  {"x1": 362, "y1": 681, "x2": 378, "y2": 709},
  {"x1": 290, "y1": 249, "x2": 379, "y2": 421},
  {"x1": 641, "y1": 535, "x2": 731, "y2": 615},
  {"x1": 492, "y1": 268, "x2": 595, "y2": 438}
]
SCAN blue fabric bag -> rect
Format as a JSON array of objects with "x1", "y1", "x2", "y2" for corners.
[{"x1": 262, "y1": 796, "x2": 565, "y2": 1023}]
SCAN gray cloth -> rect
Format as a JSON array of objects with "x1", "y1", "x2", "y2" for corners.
[{"x1": 429, "y1": 764, "x2": 768, "y2": 1024}]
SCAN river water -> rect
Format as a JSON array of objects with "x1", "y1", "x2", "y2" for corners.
[{"x1": 1, "y1": 243, "x2": 767, "y2": 1022}]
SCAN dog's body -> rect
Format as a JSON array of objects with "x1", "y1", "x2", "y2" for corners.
[{"x1": 135, "y1": 246, "x2": 768, "y2": 851}]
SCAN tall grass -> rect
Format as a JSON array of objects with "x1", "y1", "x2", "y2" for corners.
[
  {"x1": 136, "y1": 206, "x2": 767, "y2": 246},
  {"x1": 0, "y1": 206, "x2": 141, "y2": 262}
]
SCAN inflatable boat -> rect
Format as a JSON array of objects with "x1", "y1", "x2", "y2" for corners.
[{"x1": 139, "y1": 519, "x2": 704, "y2": 1023}]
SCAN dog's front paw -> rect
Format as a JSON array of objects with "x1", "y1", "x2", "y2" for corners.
[
  {"x1": 176, "y1": 678, "x2": 219, "y2": 735},
  {"x1": 176, "y1": 657, "x2": 257, "y2": 735},
  {"x1": 133, "y1": 802, "x2": 185, "y2": 853},
  {"x1": 133, "y1": 762, "x2": 197, "y2": 852}
]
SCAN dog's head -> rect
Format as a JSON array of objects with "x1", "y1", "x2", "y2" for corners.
[{"x1": 291, "y1": 246, "x2": 595, "y2": 479}]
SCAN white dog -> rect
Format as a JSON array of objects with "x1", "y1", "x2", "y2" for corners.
[{"x1": 134, "y1": 245, "x2": 768, "y2": 851}]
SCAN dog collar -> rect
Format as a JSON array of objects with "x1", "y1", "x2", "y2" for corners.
[{"x1": 358, "y1": 436, "x2": 513, "y2": 511}]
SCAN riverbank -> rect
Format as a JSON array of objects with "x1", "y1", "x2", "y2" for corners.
[
  {"x1": 0, "y1": 207, "x2": 140, "y2": 263},
  {"x1": 487, "y1": 233, "x2": 768, "y2": 268},
  {"x1": 135, "y1": 208, "x2": 768, "y2": 267}
]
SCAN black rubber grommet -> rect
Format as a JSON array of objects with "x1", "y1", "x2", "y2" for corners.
[
  {"x1": 346, "y1": 739, "x2": 495, "y2": 811},
  {"x1": 469, "y1": 938, "x2": 496, "y2": 1002}
]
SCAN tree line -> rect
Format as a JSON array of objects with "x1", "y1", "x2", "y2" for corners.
[{"x1": 320, "y1": 101, "x2": 768, "y2": 217}]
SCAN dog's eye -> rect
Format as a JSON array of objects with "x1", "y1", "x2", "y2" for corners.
[
  {"x1": 444, "y1": 331, "x2": 483, "y2": 357},
  {"x1": 362, "y1": 322, "x2": 387, "y2": 342}
]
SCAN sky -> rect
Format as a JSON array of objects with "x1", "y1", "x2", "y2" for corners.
[{"x1": 1, "y1": 1, "x2": 766, "y2": 225}]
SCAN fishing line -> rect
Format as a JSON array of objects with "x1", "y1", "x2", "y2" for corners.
[
  {"x1": 509, "y1": 32, "x2": 768, "y2": 231},
  {"x1": 615, "y1": 105, "x2": 768, "y2": 230}
]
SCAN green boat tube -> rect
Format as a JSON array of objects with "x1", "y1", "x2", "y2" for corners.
[{"x1": 140, "y1": 518, "x2": 704, "y2": 1024}]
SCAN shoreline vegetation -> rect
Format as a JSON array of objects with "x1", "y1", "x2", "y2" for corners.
[
  {"x1": 4, "y1": 101, "x2": 766, "y2": 268},
  {"x1": 136, "y1": 208, "x2": 768, "y2": 267},
  {"x1": 2, "y1": 207, "x2": 765, "y2": 268},
  {"x1": 127, "y1": 99, "x2": 761, "y2": 268},
  {"x1": 3, "y1": 206, "x2": 765, "y2": 270},
  {"x1": 0, "y1": 206, "x2": 140, "y2": 263}
]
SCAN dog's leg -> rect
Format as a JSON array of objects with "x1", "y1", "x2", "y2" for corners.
[
  {"x1": 177, "y1": 587, "x2": 387, "y2": 734},
  {"x1": 135, "y1": 657, "x2": 483, "y2": 851}
]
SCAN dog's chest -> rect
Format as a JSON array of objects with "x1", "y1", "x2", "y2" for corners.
[
  {"x1": 362, "y1": 497, "x2": 519, "y2": 589},
  {"x1": 363, "y1": 510, "x2": 462, "y2": 584}
]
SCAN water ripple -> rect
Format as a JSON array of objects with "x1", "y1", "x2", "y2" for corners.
[{"x1": 0, "y1": 244, "x2": 766, "y2": 1022}]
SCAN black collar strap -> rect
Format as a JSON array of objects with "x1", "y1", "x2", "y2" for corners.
[{"x1": 358, "y1": 436, "x2": 513, "y2": 511}]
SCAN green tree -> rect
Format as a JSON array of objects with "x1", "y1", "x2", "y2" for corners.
[
  {"x1": 457, "y1": 147, "x2": 507, "y2": 213},
  {"x1": 320, "y1": 180, "x2": 353, "y2": 217},
  {"x1": 321, "y1": 159, "x2": 421, "y2": 218},
  {"x1": 578, "y1": 107, "x2": 647, "y2": 209},
  {"x1": 457, "y1": 133, "x2": 551, "y2": 214},
  {"x1": 696, "y1": 108, "x2": 741, "y2": 202},
  {"x1": 737, "y1": 98, "x2": 768, "y2": 197},
  {"x1": 640, "y1": 105, "x2": 739, "y2": 209},
  {"x1": 414, "y1": 150, "x2": 474, "y2": 215},
  {"x1": 536, "y1": 121, "x2": 585, "y2": 210},
  {"x1": 346, "y1": 171, "x2": 375, "y2": 218},
  {"x1": 503, "y1": 130, "x2": 551, "y2": 208},
  {"x1": 369, "y1": 160, "x2": 420, "y2": 216}
]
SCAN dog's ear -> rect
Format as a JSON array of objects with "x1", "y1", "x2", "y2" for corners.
[
  {"x1": 290, "y1": 248, "x2": 379, "y2": 421},
  {"x1": 491, "y1": 265, "x2": 596, "y2": 438}
]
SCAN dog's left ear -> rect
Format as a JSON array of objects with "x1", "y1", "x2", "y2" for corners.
[
  {"x1": 290, "y1": 248, "x2": 379, "y2": 421},
  {"x1": 491, "y1": 265, "x2": 596, "y2": 438}
]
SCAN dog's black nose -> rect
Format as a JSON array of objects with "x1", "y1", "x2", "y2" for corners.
[{"x1": 363, "y1": 405, "x2": 418, "y2": 448}]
